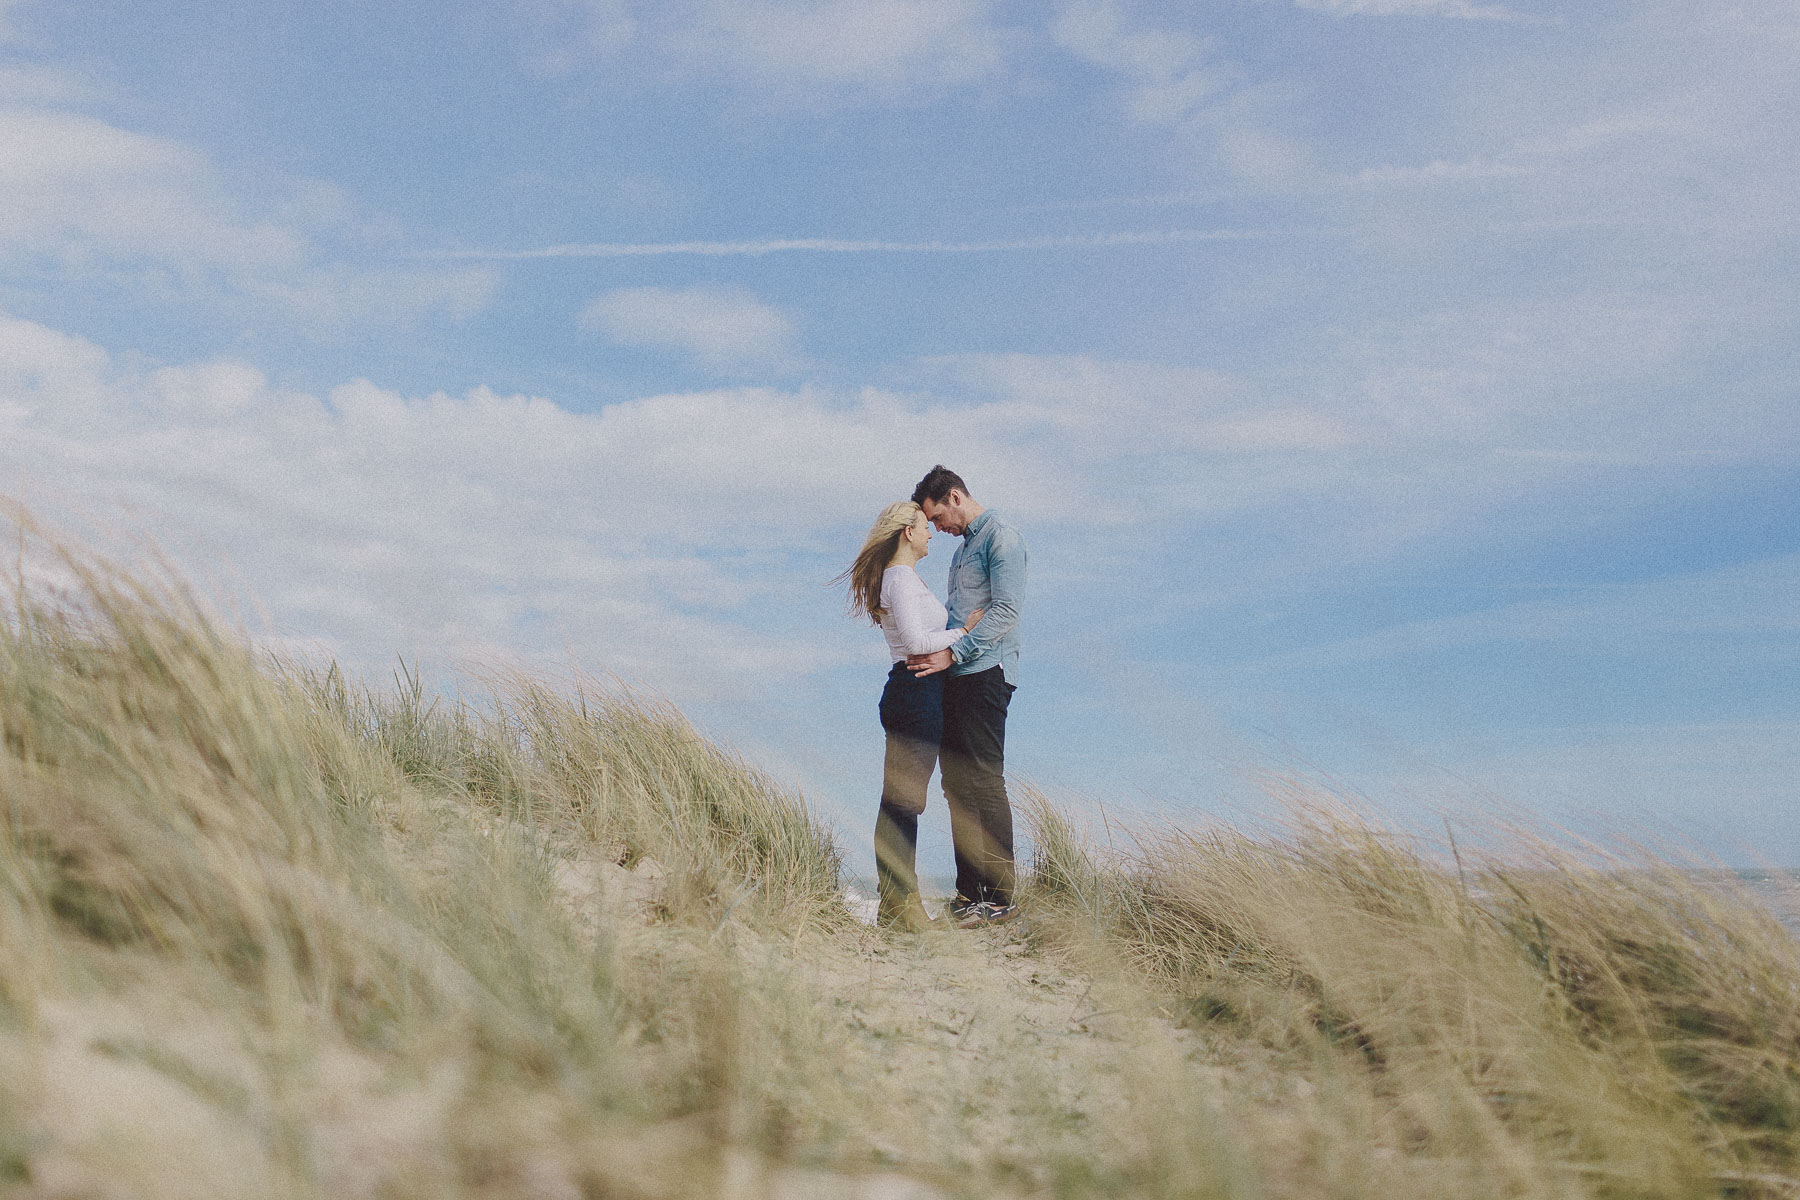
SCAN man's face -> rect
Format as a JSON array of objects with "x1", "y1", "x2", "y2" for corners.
[{"x1": 920, "y1": 492, "x2": 967, "y2": 536}]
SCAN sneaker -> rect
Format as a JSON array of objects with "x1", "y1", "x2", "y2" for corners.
[
  {"x1": 954, "y1": 901, "x2": 1020, "y2": 929},
  {"x1": 946, "y1": 893, "x2": 979, "y2": 923}
]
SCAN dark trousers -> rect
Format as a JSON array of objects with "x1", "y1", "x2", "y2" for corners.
[
  {"x1": 942, "y1": 666, "x2": 1016, "y2": 906},
  {"x1": 875, "y1": 663, "x2": 942, "y2": 904}
]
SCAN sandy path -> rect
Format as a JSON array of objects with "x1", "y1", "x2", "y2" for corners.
[{"x1": 753, "y1": 913, "x2": 1218, "y2": 1197}]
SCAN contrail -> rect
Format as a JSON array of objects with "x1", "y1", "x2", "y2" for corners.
[{"x1": 429, "y1": 228, "x2": 1284, "y2": 260}]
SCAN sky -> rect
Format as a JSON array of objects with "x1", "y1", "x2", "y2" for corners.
[{"x1": 1, "y1": 0, "x2": 1796, "y2": 868}]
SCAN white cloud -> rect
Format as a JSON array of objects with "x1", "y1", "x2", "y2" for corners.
[
  {"x1": 1343, "y1": 107, "x2": 1723, "y2": 231},
  {"x1": 5, "y1": 308, "x2": 1796, "y2": 850},
  {"x1": 0, "y1": 314, "x2": 1377, "y2": 701},
  {"x1": 536, "y1": 0, "x2": 1011, "y2": 105},
  {"x1": 252, "y1": 263, "x2": 496, "y2": 326},
  {"x1": 1351, "y1": 156, "x2": 1533, "y2": 187},
  {"x1": 1333, "y1": 3, "x2": 1799, "y2": 262},
  {"x1": 0, "y1": 106, "x2": 493, "y2": 326},
  {"x1": 0, "y1": 108, "x2": 304, "y2": 270},
  {"x1": 1050, "y1": 2, "x2": 1314, "y2": 187},
  {"x1": 1058, "y1": 1, "x2": 1794, "y2": 236},
  {"x1": 580, "y1": 284, "x2": 802, "y2": 374},
  {"x1": 4, "y1": 300, "x2": 1795, "y2": 707},
  {"x1": 937, "y1": 352, "x2": 1351, "y2": 455},
  {"x1": 0, "y1": 313, "x2": 857, "y2": 700},
  {"x1": 1291, "y1": 0, "x2": 1533, "y2": 20},
  {"x1": 0, "y1": 62, "x2": 98, "y2": 104},
  {"x1": 684, "y1": 0, "x2": 1006, "y2": 94},
  {"x1": 529, "y1": 0, "x2": 637, "y2": 72},
  {"x1": 1051, "y1": 2, "x2": 1226, "y2": 125}
]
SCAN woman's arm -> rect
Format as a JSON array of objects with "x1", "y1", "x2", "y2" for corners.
[{"x1": 886, "y1": 571, "x2": 965, "y2": 656}]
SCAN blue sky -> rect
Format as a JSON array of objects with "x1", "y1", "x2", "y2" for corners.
[{"x1": 1, "y1": 0, "x2": 1795, "y2": 866}]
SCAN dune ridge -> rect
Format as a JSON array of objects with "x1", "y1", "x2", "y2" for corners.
[{"x1": 4, "y1": 527, "x2": 1798, "y2": 1198}]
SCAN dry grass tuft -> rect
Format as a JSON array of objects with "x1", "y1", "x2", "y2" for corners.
[
  {"x1": 1021, "y1": 789, "x2": 1800, "y2": 1198},
  {"x1": 0, "y1": 527, "x2": 848, "y2": 1197},
  {"x1": 5, "y1": 520, "x2": 1798, "y2": 1199}
]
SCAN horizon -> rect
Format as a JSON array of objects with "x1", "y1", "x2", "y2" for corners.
[{"x1": 1, "y1": 0, "x2": 1795, "y2": 868}]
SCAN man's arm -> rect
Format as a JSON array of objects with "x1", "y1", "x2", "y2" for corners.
[
  {"x1": 907, "y1": 647, "x2": 953, "y2": 677},
  {"x1": 948, "y1": 525, "x2": 1025, "y2": 664},
  {"x1": 909, "y1": 528, "x2": 1025, "y2": 676}
]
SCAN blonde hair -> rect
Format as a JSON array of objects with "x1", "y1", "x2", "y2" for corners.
[{"x1": 833, "y1": 501, "x2": 919, "y2": 624}]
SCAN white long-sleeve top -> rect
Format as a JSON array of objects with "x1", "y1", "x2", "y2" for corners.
[{"x1": 879, "y1": 564, "x2": 963, "y2": 662}]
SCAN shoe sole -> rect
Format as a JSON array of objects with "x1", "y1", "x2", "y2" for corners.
[{"x1": 955, "y1": 906, "x2": 1020, "y2": 929}]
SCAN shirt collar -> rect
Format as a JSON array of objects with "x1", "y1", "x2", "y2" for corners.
[{"x1": 962, "y1": 508, "x2": 993, "y2": 539}]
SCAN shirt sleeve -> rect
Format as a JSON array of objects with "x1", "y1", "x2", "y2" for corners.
[
  {"x1": 952, "y1": 525, "x2": 1026, "y2": 664},
  {"x1": 887, "y1": 571, "x2": 963, "y2": 656}
]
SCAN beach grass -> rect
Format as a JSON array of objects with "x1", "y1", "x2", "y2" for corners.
[
  {"x1": 4, "y1": 526, "x2": 1798, "y2": 1198},
  {"x1": 1019, "y1": 789, "x2": 1800, "y2": 1198}
]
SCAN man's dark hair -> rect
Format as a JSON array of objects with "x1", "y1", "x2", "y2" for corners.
[{"x1": 911, "y1": 465, "x2": 969, "y2": 507}]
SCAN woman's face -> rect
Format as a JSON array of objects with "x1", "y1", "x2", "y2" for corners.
[{"x1": 905, "y1": 511, "x2": 932, "y2": 557}]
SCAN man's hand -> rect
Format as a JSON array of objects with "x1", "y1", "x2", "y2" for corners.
[{"x1": 907, "y1": 649, "x2": 953, "y2": 677}]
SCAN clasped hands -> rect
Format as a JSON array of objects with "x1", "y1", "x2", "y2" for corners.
[{"x1": 908, "y1": 607, "x2": 983, "y2": 677}]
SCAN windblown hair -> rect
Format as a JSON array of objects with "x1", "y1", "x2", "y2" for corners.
[
  {"x1": 833, "y1": 501, "x2": 919, "y2": 625},
  {"x1": 910, "y1": 465, "x2": 969, "y2": 507}
]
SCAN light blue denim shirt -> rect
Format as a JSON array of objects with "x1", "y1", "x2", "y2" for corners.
[{"x1": 945, "y1": 509, "x2": 1027, "y2": 683}]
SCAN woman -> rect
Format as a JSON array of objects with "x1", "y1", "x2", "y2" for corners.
[{"x1": 837, "y1": 501, "x2": 981, "y2": 932}]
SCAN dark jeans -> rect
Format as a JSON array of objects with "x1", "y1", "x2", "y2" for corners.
[
  {"x1": 875, "y1": 662, "x2": 942, "y2": 904},
  {"x1": 943, "y1": 666, "x2": 1015, "y2": 906}
]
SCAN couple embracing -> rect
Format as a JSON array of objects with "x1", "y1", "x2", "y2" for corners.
[{"x1": 840, "y1": 466, "x2": 1026, "y2": 932}]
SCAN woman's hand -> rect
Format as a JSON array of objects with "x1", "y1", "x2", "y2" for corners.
[{"x1": 963, "y1": 607, "x2": 985, "y2": 632}]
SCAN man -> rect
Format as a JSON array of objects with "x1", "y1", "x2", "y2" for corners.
[{"x1": 907, "y1": 465, "x2": 1027, "y2": 928}]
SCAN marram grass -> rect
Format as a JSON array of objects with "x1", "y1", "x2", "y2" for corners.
[
  {"x1": 1020, "y1": 789, "x2": 1800, "y2": 1199},
  {"x1": 3, "y1": 529, "x2": 1798, "y2": 1199}
]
